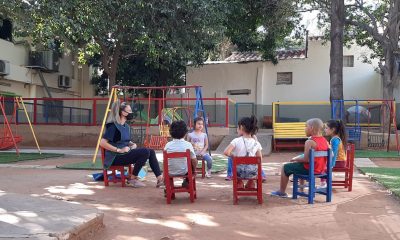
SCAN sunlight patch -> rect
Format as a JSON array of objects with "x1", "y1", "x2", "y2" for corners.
[
  {"x1": 136, "y1": 217, "x2": 190, "y2": 230},
  {"x1": 185, "y1": 213, "x2": 219, "y2": 227}
]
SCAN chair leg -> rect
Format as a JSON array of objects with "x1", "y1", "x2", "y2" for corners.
[
  {"x1": 166, "y1": 178, "x2": 172, "y2": 204},
  {"x1": 258, "y1": 177, "x2": 263, "y2": 204},
  {"x1": 194, "y1": 178, "x2": 197, "y2": 199},
  {"x1": 292, "y1": 176, "x2": 298, "y2": 199},
  {"x1": 112, "y1": 170, "x2": 117, "y2": 183},
  {"x1": 121, "y1": 168, "x2": 126, "y2": 187},
  {"x1": 103, "y1": 169, "x2": 109, "y2": 187},
  {"x1": 308, "y1": 178, "x2": 315, "y2": 204},
  {"x1": 202, "y1": 160, "x2": 205, "y2": 179},
  {"x1": 348, "y1": 170, "x2": 353, "y2": 192},
  {"x1": 189, "y1": 178, "x2": 195, "y2": 203},
  {"x1": 233, "y1": 178, "x2": 238, "y2": 205}
]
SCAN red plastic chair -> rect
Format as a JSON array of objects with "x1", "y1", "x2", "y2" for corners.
[
  {"x1": 163, "y1": 150, "x2": 197, "y2": 204},
  {"x1": 196, "y1": 155, "x2": 206, "y2": 179},
  {"x1": 333, "y1": 143, "x2": 355, "y2": 191},
  {"x1": 232, "y1": 156, "x2": 263, "y2": 204},
  {"x1": 101, "y1": 148, "x2": 132, "y2": 187}
]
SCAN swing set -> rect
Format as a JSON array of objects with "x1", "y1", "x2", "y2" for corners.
[
  {"x1": 0, "y1": 92, "x2": 41, "y2": 155},
  {"x1": 332, "y1": 99, "x2": 399, "y2": 153},
  {"x1": 92, "y1": 85, "x2": 210, "y2": 164}
]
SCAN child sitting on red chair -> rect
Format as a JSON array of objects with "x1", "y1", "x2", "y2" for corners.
[
  {"x1": 224, "y1": 116, "x2": 263, "y2": 189},
  {"x1": 164, "y1": 120, "x2": 198, "y2": 187},
  {"x1": 271, "y1": 118, "x2": 329, "y2": 198}
]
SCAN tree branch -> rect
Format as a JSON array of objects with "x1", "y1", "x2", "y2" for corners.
[{"x1": 345, "y1": 18, "x2": 386, "y2": 45}]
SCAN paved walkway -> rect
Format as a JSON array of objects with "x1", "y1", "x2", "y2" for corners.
[
  {"x1": 0, "y1": 192, "x2": 103, "y2": 239},
  {"x1": 355, "y1": 158, "x2": 378, "y2": 168}
]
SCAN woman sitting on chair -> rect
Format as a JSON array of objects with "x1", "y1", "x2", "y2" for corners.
[{"x1": 100, "y1": 101, "x2": 163, "y2": 188}]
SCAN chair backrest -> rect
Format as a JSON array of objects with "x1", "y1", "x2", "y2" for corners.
[
  {"x1": 308, "y1": 148, "x2": 333, "y2": 175},
  {"x1": 163, "y1": 149, "x2": 192, "y2": 176},
  {"x1": 232, "y1": 156, "x2": 262, "y2": 165},
  {"x1": 345, "y1": 143, "x2": 355, "y2": 168},
  {"x1": 232, "y1": 156, "x2": 262, "y2": 179}
]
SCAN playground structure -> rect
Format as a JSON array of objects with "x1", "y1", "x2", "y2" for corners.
[
  {"x1": 0, "y1": 92, "x2": 41, "y2": 155},
  {"x1": 332, "y1": 99, "x2": 399, "y2": 153},
  {"x1": 272, "y1": 101, "x2": 330, "y2": 151},
  {"x1": 273, "y1": 100, "x2": 399, "y2": 153},
  {"x1": 92, "y1": 85, "x2": 211, "y2": 164}
]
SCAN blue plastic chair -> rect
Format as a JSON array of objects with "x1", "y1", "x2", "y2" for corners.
[{"x1": 292, "y1": 149, "x2": 333, "y2": 204}]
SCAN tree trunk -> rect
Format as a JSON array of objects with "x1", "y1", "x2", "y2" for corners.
[{"x1": 329, "y1": 0, "x2": 345, "y2": 103}]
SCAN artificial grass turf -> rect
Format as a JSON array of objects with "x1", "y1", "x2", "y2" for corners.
[
  {"x1": 0, "y1": 152, "x2": 64, "y2": 163},
  {"x1": 57, "y1": 155, "x2": 228, "y2": 173},
  {"x1": 355, "y1": 150, "x2": 400, "y2": 158},
  {"x1": 360, "y1": 167, "x2": 400, "y2": 197}
]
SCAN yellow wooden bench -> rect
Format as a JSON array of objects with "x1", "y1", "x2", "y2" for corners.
[{"x1": 273, "y1": 122, "x2": 308, "y2": 151}]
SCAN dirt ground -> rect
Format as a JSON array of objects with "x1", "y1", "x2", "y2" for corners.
[{"x1": 2, "y1": 153, "x2": 400, "y2": 240}]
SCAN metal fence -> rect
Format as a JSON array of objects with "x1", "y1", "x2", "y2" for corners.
[{"x1": 1, "y1": 97, "x2": 234, "y2": 127}]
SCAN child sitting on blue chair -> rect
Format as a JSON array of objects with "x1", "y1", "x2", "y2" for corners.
[{"x1": 271, "y1": 118, "x2": 329, "y2": 198}]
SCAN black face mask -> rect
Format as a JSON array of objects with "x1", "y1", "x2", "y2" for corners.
[{"x1": 126, "y1": 112, "x2": 134, "y2": 121}]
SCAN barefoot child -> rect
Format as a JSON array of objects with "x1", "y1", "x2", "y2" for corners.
[
  {"x1": 271, "y1": 118, "x2": 329, "y2": 197},
  {"x1": 187, "y1": 117, "x2": 213, "y2": 178},
  {"x1": 224, "y1": 116, "x2": 263, "y2": 189}
]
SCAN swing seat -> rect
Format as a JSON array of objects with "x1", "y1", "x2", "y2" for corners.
[{"x1": 0, "y1": 136, "x2": 23, "y2": 150}]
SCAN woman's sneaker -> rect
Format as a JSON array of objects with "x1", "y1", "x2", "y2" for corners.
[
  {"x1": 225, "y1": 176, "x2": 232, "y2": 181},
  {"x1": 128, "y1": 179, "x2": 146, "y2": 188},
  {"x1": 205, "y1": 169, "x2": 212, "y2": 178},
  {"x1": 270, "y1": 191, "x2": 288, "y2": 198}
]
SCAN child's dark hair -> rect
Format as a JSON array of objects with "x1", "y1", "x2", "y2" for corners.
[
  {"x1": 238, "y1": 115, "x2": 258, "y2": 135},
  {"x1": 326, "y1": 119, "x2": 347, "y2": 146},
  {"x1": 169, "y1": 120, "x2": 188, "y2": 139},
  {"x1": 193, "y1": 117, "x2": 204, "y2": 129}
]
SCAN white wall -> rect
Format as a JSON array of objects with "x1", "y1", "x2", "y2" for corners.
[
  {"x1": 186, "y1": 40, "x2": 382, "y2": 105},
  {"x1": 186, "y1": 62, "x2": 262, "y2": 102}
]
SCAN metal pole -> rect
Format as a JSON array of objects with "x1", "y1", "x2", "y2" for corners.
[
  {"x1": 92, "y1": 87, "x2": 116, "y2": 164},
  {"x1": 18, "y1": 97, "x2": 41, "y2": 154}
]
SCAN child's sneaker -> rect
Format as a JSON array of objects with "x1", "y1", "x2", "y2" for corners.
[
  {"x1": 262, "y1": 177, "x2": 267, "y2": 183},
  {"x1": 319, "y1": 182, "x2": 327, "y2": 188},
  {"x1": 225, "y1": 176, "x2": 232, "y2": 181},
  {"x1": 205, "y1": 169, "x2": 212, "y2": 178},
  {"x1": 127, "y1": 179, "x2": 146, "y2": 188},
  {"x1": 182, "y1": 178, "x2": 189, "y2": 188},
  {"x1": 270, "y1": 191, "x2": 288, "y2": 198}
]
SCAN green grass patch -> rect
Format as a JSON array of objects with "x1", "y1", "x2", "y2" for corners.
[
  {"x1": 0, "y1": 152, "x2": 64, "y2": 164},
  {"x1": 57, "y1": 159, "x2": 103, "y2": 170},
  {"x1": 59, "y1": 155, "x2": 228, "y2": 173},
  {"x1": 360, "y1": 167, "x2": 400, "y2": 197},
  {"x1": 155, "y1": 155, "x2": 227, "y2": 173},
  {"x1": 355, "y1": 150, "x2": 400, "y2": 158}
]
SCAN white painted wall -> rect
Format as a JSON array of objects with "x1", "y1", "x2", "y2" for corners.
[
  {"x1": 186, "y1": 40, "x2": 382, "y2": 105},
  {"x1": 186, "y1": 61, "x2": 262, "y2": 102},
  {"x1": 0, "y1": 39, "x2": 94, "y2": 99}
]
